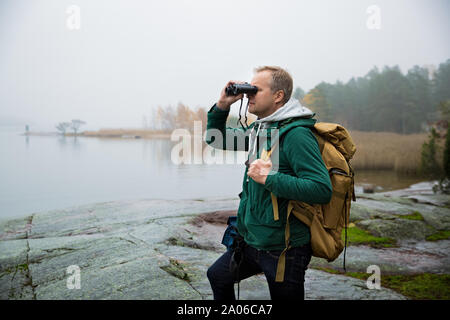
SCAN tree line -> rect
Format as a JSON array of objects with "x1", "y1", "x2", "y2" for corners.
[
  {"x1": 143, "y1": 59, "x2": 449, "y2": 135},
  {"x1": 299, "y1": 59, "x2": 450, "y2": 134}
]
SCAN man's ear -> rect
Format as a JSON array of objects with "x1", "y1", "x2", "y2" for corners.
[{"x1": 274, "y1": 90, "x2": 285, "y2": 104}]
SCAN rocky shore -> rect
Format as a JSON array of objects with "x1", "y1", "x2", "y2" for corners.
[{"x1": 1, "y1": 182, "x2": 449, "y2": 300}]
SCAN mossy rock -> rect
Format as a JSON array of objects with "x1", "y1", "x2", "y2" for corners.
[
  {"x1": 342, "y1": 225, "x2": 396, "y2": 248},
  {"x1": 160, "y1": 258, "x2": 190, "y2": 281},
  {"x1": 382, "y1": 273, "x2": 450, "y2": 300},
  {"x1": 356, "y1": 219, "x2": 436, "y2": 241},
  {"x1": 394, "y1": 211, "x2": 424, "y2": 221},
  {"x1": 349, "y1": 203, "x2": 374, "y2": 222},
  {"x1": 419, "y1": 207, "x2": 450, "y2": 231},
  {"x1": 314, "y1": 267, "x2": 450, "y2": 300},
  {"x1": 355, "y1": 197, "x2": 416, "y2": 215},
  {"x1": 349, "y1": 202, "x2": 398, "y2": 222},
  {"x1": 426, "y1": 230, "x2": 450, "y2": 241}
]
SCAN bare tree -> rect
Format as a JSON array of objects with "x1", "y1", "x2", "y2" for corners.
[
  {"x1": 156, "y1": 105, "x2": 176, "y2": 131},
  {"x1": 56, "y1": 122, "x2": 71, "y2": 135},
  {"x1": 70, "y1": 119, "x2": 86, "y2": 135},
  {"x1": 152, "y1": 104, "x2": 208, "y2": 132},
  {"x1": 195, "y1": 107, "x2": 207, "y2": 130}
]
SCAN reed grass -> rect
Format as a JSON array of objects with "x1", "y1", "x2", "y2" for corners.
[{"x1": 349, "y1": 130, "x2": 444, "y2": 175}]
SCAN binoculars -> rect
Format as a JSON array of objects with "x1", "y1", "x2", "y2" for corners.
[{"x1": 225, "y1": 83, "x2": 258, "y2": 96}]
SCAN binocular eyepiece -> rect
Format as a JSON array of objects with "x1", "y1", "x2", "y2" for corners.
[{"x1": 225, "y1": 83, "x2": 258, "y2": 96}]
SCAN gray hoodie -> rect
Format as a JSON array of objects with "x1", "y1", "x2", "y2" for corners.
[{"x1": 248, "y1": 97, "x2": 315, "y2": 159}]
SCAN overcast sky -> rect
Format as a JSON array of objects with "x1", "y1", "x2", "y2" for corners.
[{"x1": 0, "y1": 0, "x2": 449, "y2": 130}]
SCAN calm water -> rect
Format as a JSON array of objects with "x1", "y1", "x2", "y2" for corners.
[
  {"x1": 0, "y1": 126, "x2": 246, "y2": 220},
  {"x1": 0, "y1": 126, "x2": 426, "y2": 220}
]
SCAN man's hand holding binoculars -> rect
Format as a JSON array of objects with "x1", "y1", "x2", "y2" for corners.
[
  {"x1": 217, "y1": 81, "x2": 258, "y2": 111},
  {"x1": 216, "y1": 80, "x2": 246, "y2": 111}
]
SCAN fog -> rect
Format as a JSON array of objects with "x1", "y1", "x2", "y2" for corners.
[{"x1": 0, "y1": 0, "x2": 449, "y2": 131}]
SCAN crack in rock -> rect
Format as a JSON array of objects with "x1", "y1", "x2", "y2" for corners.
[
  {"x1": 24, "y1": 214, "x2": 37, "y2": 300},
  {"x1": 158, "y1": 257, "x2": 204, "y2": 299}
]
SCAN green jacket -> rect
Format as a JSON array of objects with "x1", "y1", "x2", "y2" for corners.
[{"x1": 205, "y1": 101, "x2": 332, "y2": 251}]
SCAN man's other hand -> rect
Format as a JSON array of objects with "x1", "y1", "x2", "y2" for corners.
[{"x1": 247, "y1": 159, "x2": 272, "y2": 185}]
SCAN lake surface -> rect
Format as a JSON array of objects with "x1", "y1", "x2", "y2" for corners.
[{"x1": 0, "y1": 126, "x2": 427, "y2": 220}]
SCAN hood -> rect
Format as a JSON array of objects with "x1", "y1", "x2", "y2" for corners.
[
  {"x1": 247, "y1": 98, "x2": 315, "y2": 161},
  {"x1": 255, "y1": 97, "x2": 315, "y2": 126}
]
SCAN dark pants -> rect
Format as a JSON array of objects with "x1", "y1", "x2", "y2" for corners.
[{"x1": 207, "y1": 243, "x2": 312, "y2": 300}]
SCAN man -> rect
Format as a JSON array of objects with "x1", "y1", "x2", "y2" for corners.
[{"x1": 205, "y1": 66, "x2": 332, "y2": 300}]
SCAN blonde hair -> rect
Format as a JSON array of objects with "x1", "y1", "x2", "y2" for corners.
[{"x1": 254, "y1": 66, "x2": 293, "y2": 104}]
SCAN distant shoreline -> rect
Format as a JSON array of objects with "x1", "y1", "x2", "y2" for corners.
[
  {"x1": 22, "y1": 129, "x2": 172, "y2": 139},
  {"x1": 20, "y1": 129, "x2": 440, "y2": 175}
]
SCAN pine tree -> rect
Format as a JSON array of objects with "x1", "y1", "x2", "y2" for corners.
[{"x1": 420, "y1": 128, "x2": 441, "y2": 177}]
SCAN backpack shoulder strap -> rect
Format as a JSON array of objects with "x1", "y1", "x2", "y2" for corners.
[{"x1": 265, "y1": 122, "x2": 316, "y2": 222}]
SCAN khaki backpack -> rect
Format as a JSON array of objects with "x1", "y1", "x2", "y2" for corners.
[{"x1": 262, "y1": 122, "x2": 356, "y2": 282}]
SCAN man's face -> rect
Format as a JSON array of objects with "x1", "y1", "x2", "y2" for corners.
[{"x1": 247, "y1": 71, "x2": 278, "y2": 119}]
